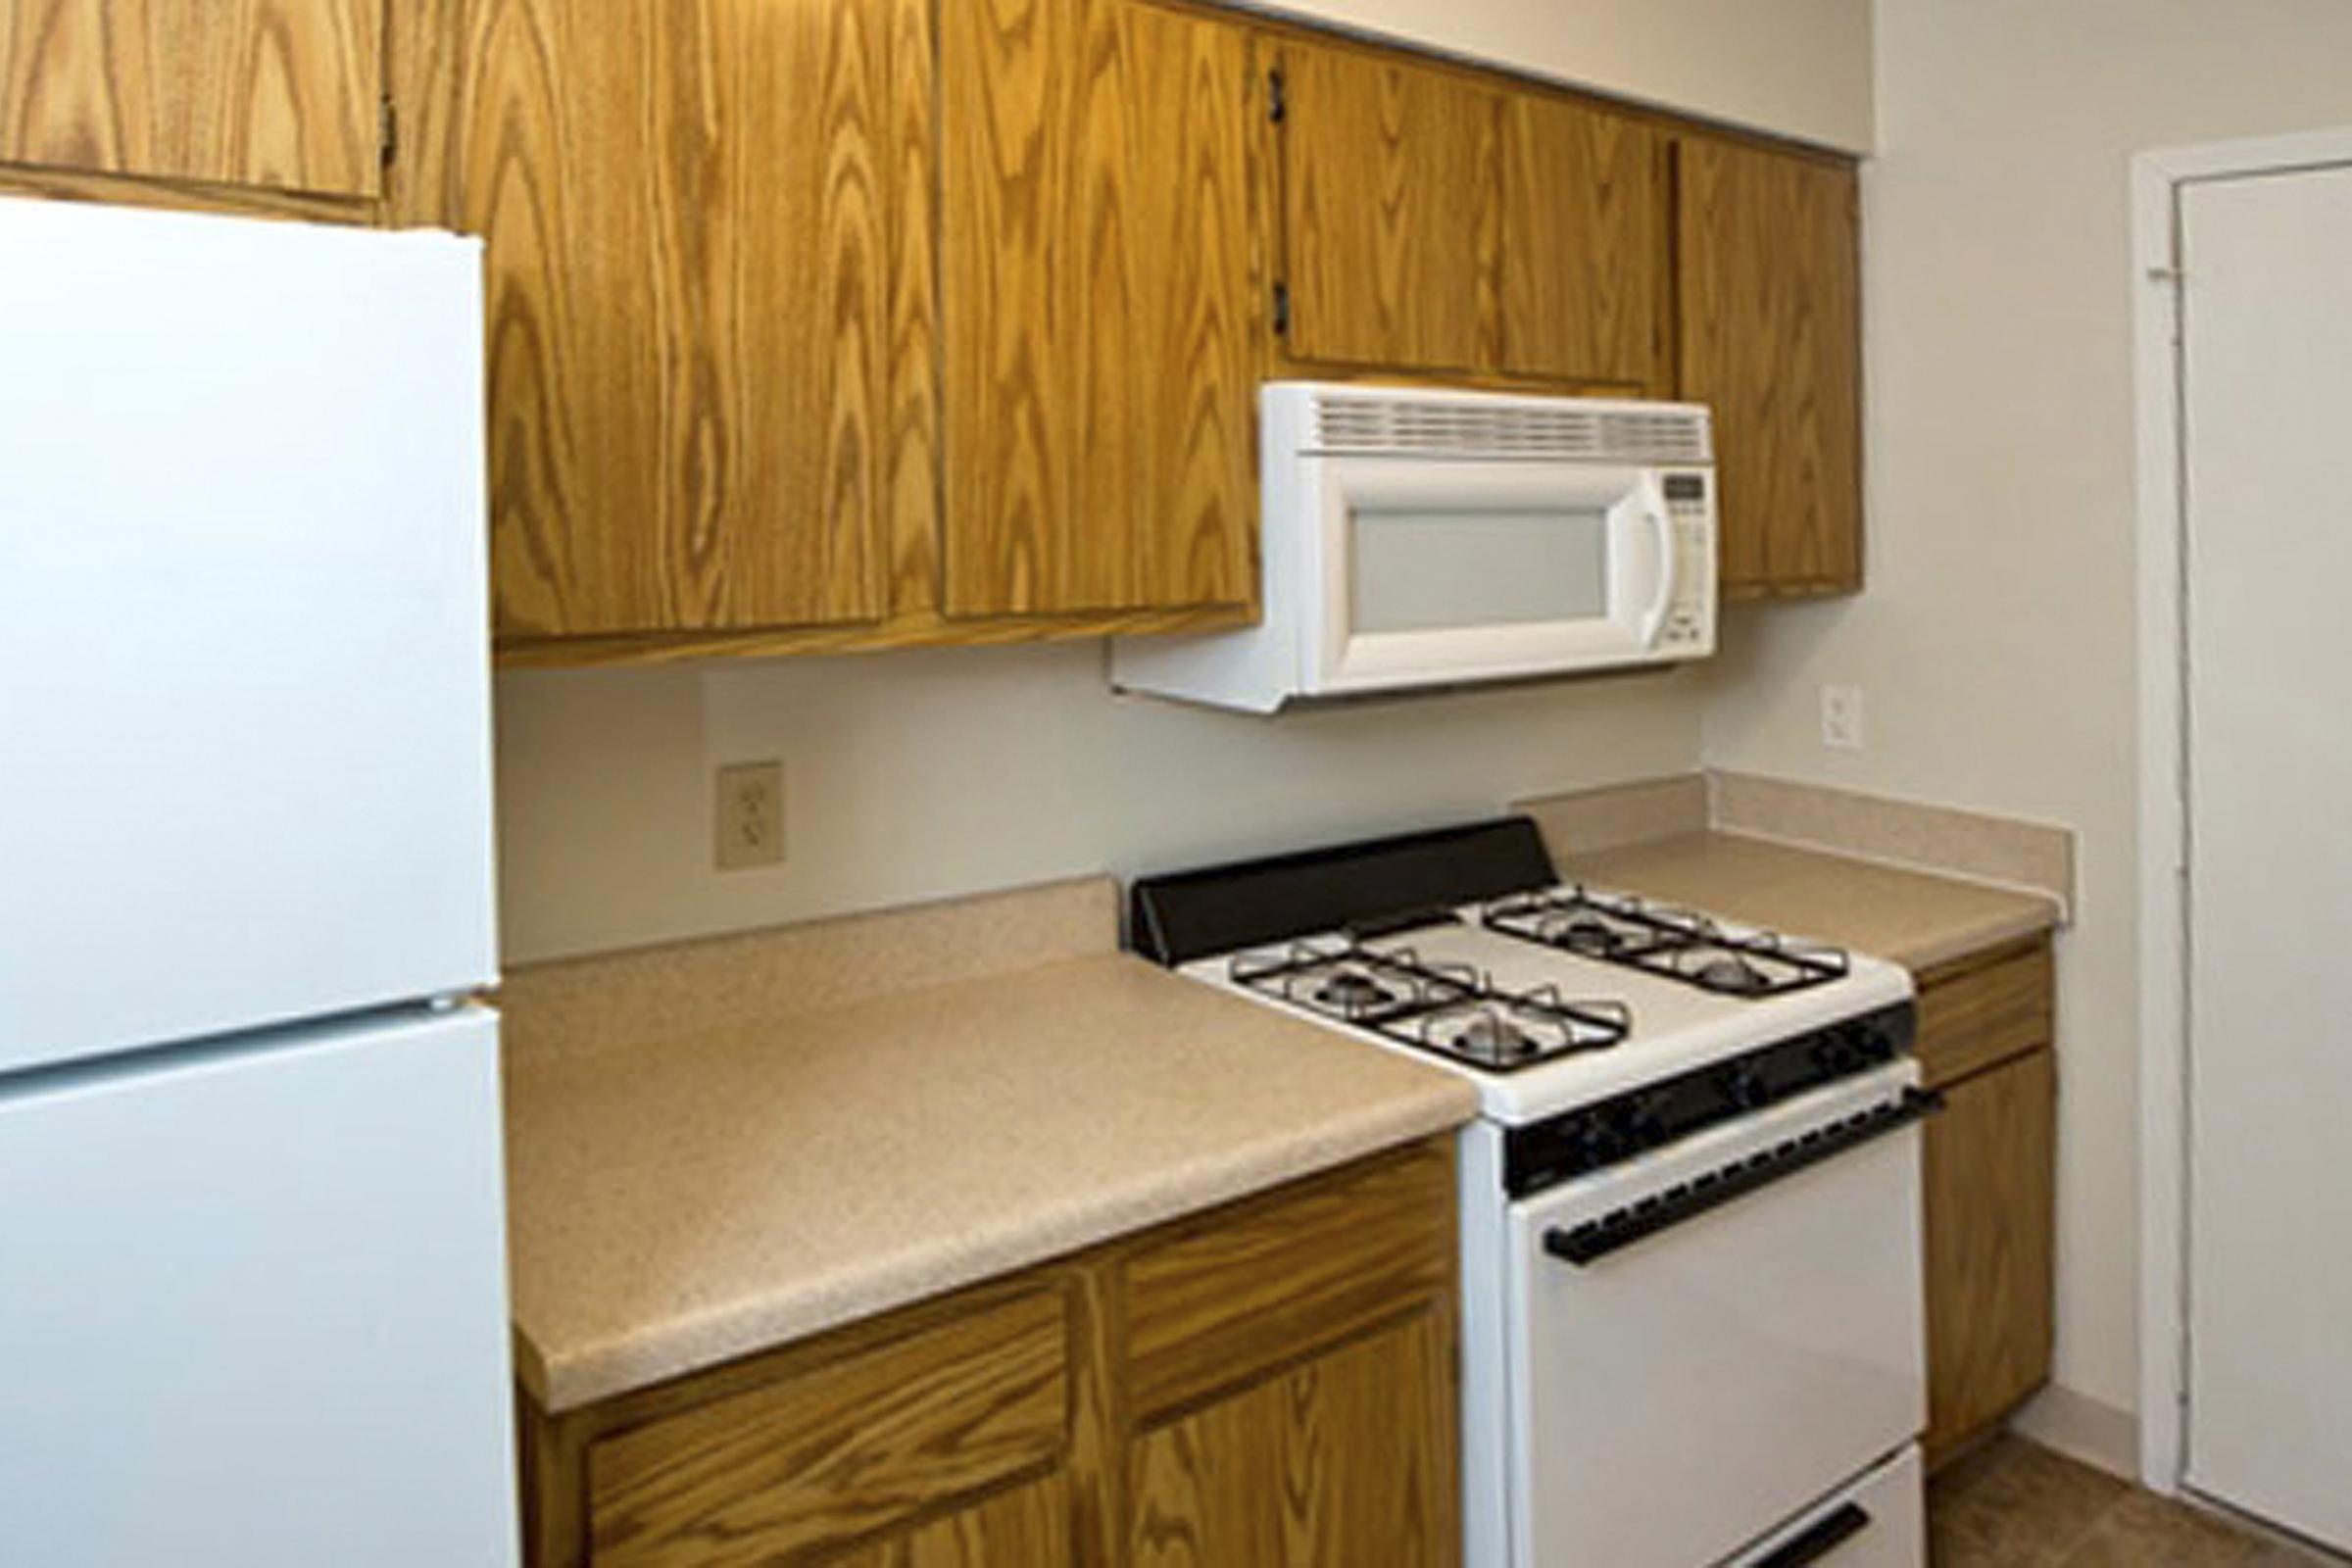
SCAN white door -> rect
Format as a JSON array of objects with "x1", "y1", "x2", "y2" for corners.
[
  {"x1": 0, "y1": 198, "x2": 496, "y2": 1075},
  {"x1": 2180, "y1": 161, "x2": 2352, "y2": 1554},
  {"x1": 0, "y1": 1008, "x2": 516, "y2": 1566}
]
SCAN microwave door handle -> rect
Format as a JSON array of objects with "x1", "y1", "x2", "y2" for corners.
[{"x1": 1635, "y1": 477, "x2": 1677, "y2": 647}]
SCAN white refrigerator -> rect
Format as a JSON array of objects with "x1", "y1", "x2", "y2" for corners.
[{"x1": 0, "y1": 198, "x2": 518, "y2": 1564}]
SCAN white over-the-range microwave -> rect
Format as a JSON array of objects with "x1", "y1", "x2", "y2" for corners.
[{"x1": 1112, "y1": 382, "x2": 1717, "y2": 712}]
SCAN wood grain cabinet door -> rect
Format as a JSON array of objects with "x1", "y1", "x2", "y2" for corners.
[
  {"x1": 1272, "y1": 36, "x2": 1499, "y2": 375},
  {"x1": 0, "y1": 0, "x2": 382, "y2": 196},
  {"x1": 401, "y1": 0, "x2": 910, "y2": 641},
  {"x1": 816, "y1": 1473, "x2": 1073, "y2": 1568},
  {"x1": 1674, "y1": 135, "x2": 1862, "y2": 596},
  {"x1": 1923, "y1": 1049, "x2": 2057, "y2": 1465},
  {"x1": 1128, "y1": 1308, "x2": 1459, "y2": 1568},
  {"x1": 1496, "y1": 94, "x2": 1663, "y2": 390},
  {"x1": 941, "y1": 0, "x2": 1256, "y2": 618},
  {"x1": 584, "y1": 1286, "x2": 1071, "y2": 1567}
]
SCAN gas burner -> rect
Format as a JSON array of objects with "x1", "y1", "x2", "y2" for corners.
[
  {"x1": 1694, "y1": 954, "x2": 1772, "y2": 996},
  {"x1": 1484, "y1": 888, "x2": 1851, "y2": 999},
  {"x1": 1556, "y1": 915, "x2": 1631, "y2": 956},
  {"x1": 1632, "y1": 932, "x2": 1852, "y2": 998},
  {"x1": 1316, "y1": 970, "x2": 1401, "y2": 1011},
  {"x1": 1228, "y1": 941, "x2": 1477, "y2": 1025},
  {"x1": 1390, "y1": 986, "x2": 1630, "y2": 1071},
  {"x1": 1228, "y1": 941, "x2": 1630, "y2": 1070},
  {"x1": 1483, "y1": 888, "x2": 1689, "y2": 961}
]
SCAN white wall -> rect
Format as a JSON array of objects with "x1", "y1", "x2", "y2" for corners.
[
  {"x1": 1701, "y1": 0, "x2": 2352, "y2": 1438},
  {"x1": 498, "y1": 650, "x2": 1703, "y2": 963},
  {"x1": 1258, "y1": 0, "x2": 1874, "y2": 151}
]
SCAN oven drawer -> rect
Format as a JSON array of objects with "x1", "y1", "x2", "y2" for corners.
[
  {"x1": 1505, "y1": 1062, "x2": 1926, "y2": 1568},
  {"x1": 1730, "y1": 1446, "x2": 1924, "y2": 1568}
]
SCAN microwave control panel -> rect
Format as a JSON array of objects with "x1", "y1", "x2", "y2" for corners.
[{"x1": 1660, "y1": 470, "x2": 1714, "y2": 648}]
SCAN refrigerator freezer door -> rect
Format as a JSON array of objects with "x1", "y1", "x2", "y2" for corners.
[
  {"x1": 0, "y1": 1006, "x2": 516, "y2": 1567},
  {"x1": 0, "y1": 198, "x2": 496, "y2": 1076}
]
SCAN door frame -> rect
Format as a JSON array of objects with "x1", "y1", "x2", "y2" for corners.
[{"x1": 2131, "y1": 125, "x2": 2352, "y2": 1497}]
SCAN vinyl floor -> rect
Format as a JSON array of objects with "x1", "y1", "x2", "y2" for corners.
[{"x1": 1929, "y1": 1438, "x2": 2337, "y2": 1567}]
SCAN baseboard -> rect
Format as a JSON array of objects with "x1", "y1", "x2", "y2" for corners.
[{"x1": 2011, "y1": 1383, "x2": 2140, "y2": 1481}]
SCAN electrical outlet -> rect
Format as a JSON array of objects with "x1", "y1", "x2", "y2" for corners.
[
  {"x1": 1820, "y1": 685, "x2": 1866, "y2": 752},
  {"x1": 714, "y1": 760, "x2": 786, "y2": 871}
]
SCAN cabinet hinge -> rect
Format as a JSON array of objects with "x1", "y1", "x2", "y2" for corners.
[
  {"x1": 379, "y1": 97, "x2": 398, "y2": 169},
  {"x1": 1271, "y1": 281, "x2": 1292, "y2": 337},
  {"x1": 1267, "y1": 68, "x2": 1287, "y2": 124}
]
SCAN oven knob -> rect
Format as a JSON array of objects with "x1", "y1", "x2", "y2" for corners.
[
  {"x1": 1596, "y1": 1102, "x2": 1647, "y2": 1155},
  {"x1": 1625, "y1": 1096, "x2": 1672, "y2": 1151},
  {"x1": 1577, "y1": 1122, "x2": 1626, "y2": 1167},
  {"x1": 1816, "y1": 1033, "x2": 1863, "y2": 1074},
  {"x1": 1719, "y1": 1063, "x2": 1771, "y2": 1110}
]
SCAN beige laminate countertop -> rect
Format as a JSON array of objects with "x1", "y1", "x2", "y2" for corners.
[
  {"x1": 502, "y1": 951, "x2": 1477, "y2": 1413},
  {"x1": 1565, "y1": 831, "x2": 2059, "y2": 973}
]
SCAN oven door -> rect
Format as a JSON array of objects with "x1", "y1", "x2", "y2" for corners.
[
  {"x1": 1300, "y1": 457, "x2": 1677, "y2": 697},
  {"x1": 1503, "y1": 1061, "x2": 1927, "y2": 1568}
]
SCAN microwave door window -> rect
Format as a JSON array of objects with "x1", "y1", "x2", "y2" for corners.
[{"x1": 1349, "y1": 508, "x2": 1609, "y2": 634}]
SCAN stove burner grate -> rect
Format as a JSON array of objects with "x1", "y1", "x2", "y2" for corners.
[
  {"x1": 1226, "y1": 940, "x2": 1628, "y2": 1071},
  {"x1": 1482, "y1": 888, "x2": 1851, "y2": 999}
]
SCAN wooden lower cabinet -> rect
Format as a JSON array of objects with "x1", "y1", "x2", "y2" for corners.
[
  {"x1": 1128, "y1": 1309, "x2": 1456, "y2": 1567},
  {"x1": 822, "y1": 1474, "x2": 1075, "y2": 1568},
  {"x1": 1915, "y1": 938, "x2": 2058, "y2": 1468},
  {"x1": 515, "y1": 1139, "x2": 1459, "y2": 1567}
]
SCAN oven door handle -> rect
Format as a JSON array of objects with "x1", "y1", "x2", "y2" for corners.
[
  {"x1": 1543, "y1": 1087, "x2": 1943, "y2": 1268},
  {"x1": 1753, "y1": 1501, "x2": 1872, "y2": 1568}
]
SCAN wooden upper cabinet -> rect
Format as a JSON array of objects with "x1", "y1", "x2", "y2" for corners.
[
  {"x1": 1272, "y1": 36, "x2": 1499, "y2": 374},
  {"x1": 399, "y1": 0, "x2": 913, "y2": 643},
  {"x1": 941, "y1": 0, "x2": 1256, "y2": 618},
  {"x1": 1497, "y1": 94, "x2": 1663, "y2": 390},
  {"x1": 1675, "y1": 135, "x2": 1863, "y2": 595},
  {"x1": 0, "y1": 0, "x2": 382, "y2": 197},
  {"x1": 1272, "y1": 40, "x2": 1670, "y2": 393}
]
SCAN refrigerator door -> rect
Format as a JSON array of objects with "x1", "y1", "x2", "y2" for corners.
[
  {"x1": 0, "y1": 198, "x2": 496, "y2": 1076},
  {"x1": 0, "y1": 1006, "x2": 516, "y2": 1567}
]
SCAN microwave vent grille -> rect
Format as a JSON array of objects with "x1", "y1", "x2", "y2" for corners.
[{"x1": 1307, "y1": 394, "x2": 1711, "y2": 464}]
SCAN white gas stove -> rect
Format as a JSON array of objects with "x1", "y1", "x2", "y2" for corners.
[
  {"x1": 1133, "y1": 817, "x2": 1933, "y2": 1568},
  {"x1": 1178, "y1": 883, "x2": 1913, "y2": 1125}
]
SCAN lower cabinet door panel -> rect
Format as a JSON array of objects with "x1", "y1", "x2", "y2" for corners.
[
  {"x1": 816, "y1": 1473, "x2": 1073, "y2": 1568},
  {"x1": 585, "y1": 1289, "x2": 1068, "y2": 1567},
  {"x1": 1923, "y1": 1050, "x2": 2057, "y2": 1462},
  {"x1": 1127, "y1": 1310, "x2": 1458, "y2": 1568}
]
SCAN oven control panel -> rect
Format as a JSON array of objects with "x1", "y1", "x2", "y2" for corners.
[{"x1": 1503, "y1": 1000, "x2": 1916, "y2": 1198}]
